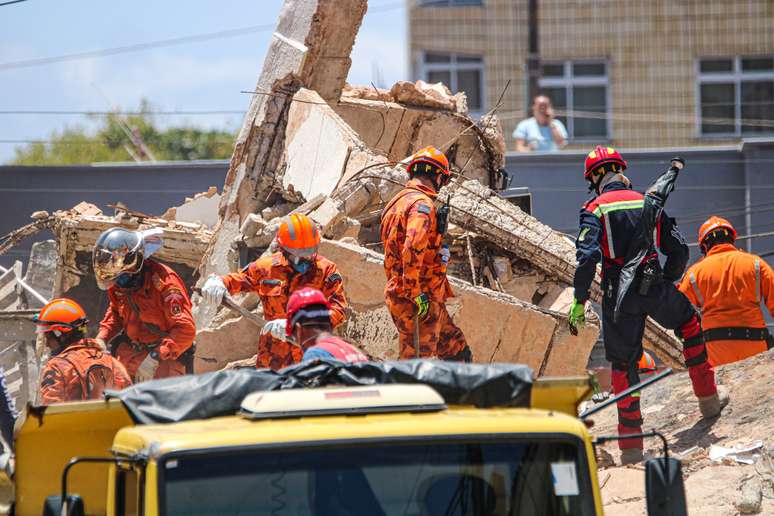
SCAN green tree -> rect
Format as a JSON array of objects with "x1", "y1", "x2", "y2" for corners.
[{"x1": 12, "y1": 100, "x2": 236, "y2": 165}]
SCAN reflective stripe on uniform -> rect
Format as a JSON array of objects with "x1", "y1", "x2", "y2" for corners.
[
  {"x1": 591, "y1": 199, "x2": 644, "y2": 217},
  {"x1": 603, "y1": 212, "x2": 616, "y2": 259},
  {"x1": 689, "y1": 272, "x2": 704, "y2": 310},
  {"x1": 754, "y1": 259, "x2": 761, "y2": 304}
]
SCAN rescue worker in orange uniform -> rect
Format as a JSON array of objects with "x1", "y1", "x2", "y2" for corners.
[
  {"x1": 381, "y1": 146, "x2": 472, "y2": 362},
  {"x1": 679, "y1": 216, "x2": 774, "y2": 366},
  {"x1": 201, "y1": 214, "x2": 348, "y2": 370},
  {"x1": 93, "y1": 228, "x2": 196, "y2": 383},
  {"x1": 286, "y1": 288, "x2": 368, "y2": 364},
  {"x1": 569, "y1": 146, "x2": 726, "y2": 464},
  {"x1": 36, "y1": 298, "x2": 131, "y2": 404}
]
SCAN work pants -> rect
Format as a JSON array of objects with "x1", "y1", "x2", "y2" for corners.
[
  {"x1": 115, "y1": 342, "x2": 185, "y2": 381},
  {"x1": 386, "y1": 294, "x2": 468, "y2": 360},
  {"x1": 602, "y1": 278, "x2": 716, "y2": 450},
  {"x1": 256, "y1": 332, "x2": 303, "y2": 370}
]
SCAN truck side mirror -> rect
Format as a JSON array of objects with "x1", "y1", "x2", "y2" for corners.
[
  {"x1": 645, "y1": 457, "x2": 687, "y2": 516},
  {"x1": 42, "y1": 494, "x2": 85, "y2": 516}
]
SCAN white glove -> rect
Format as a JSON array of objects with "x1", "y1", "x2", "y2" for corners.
[
  {"x1": 202, "y1": 274, "x2": 227, "y2": 306},
  {"x1": 135, "y1": 352, "x2": 159, "y2": 383},
  {"x1": 261, "y1": 318, "x2": 294, "y2": 343}
]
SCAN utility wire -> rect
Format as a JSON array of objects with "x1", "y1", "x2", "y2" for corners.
[
  {"x1": 0, "y1": 110, "x2": 244, "y2": 116},
  {"x1": 0, "y1": 23, "x2": 275, "y2": 71},
  {"x1": 0, "y1": 0, "x2": 28, "y2": 6}
]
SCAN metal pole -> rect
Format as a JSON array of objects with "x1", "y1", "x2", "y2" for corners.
[{"x1": 526, "y1": 0, "x2": 541, "y2": 108}]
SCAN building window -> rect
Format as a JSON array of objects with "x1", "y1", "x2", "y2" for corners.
[
  {"x1": 418, "y1": 0, "x2": 483, "y2": 6},
  {"x1": 418, "y1": 52, "x2": 485, "y2": 113},
  {"x1": 697, "y1": 56, "x2": 774, "y2": 136},
  {"x1": 538, "y1": 60, "x2": 610, "y2": 140}
]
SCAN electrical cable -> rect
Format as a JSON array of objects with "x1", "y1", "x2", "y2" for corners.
[
  {"x1": 0, "y1": 110, "x2": 244, "y2": 116},
  {"x1": 0, "y1": 23, "x2": 275, "y2": 71},
  {"x1": 0, "y1": 0, "x2": 28, "y2": 6}
]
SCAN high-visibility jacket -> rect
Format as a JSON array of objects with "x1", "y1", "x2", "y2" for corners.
[{"x1": 678, "y1": 243, "x2": 774, "y2": 366}]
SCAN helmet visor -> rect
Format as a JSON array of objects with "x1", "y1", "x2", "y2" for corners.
[
  {"x1": 93, "y1": 230, "x2": 143, "y2": 290},
  {"x1": 281, "y1": 244, "x2": 318, "y2": 260}
]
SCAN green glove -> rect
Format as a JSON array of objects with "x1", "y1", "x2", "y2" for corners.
[
  {"x1": 414, "y1": 293, "x2": 430, "y2": 320},
  {"x1": 568, "y1": 298, "x2": 585, "y2": 336}
]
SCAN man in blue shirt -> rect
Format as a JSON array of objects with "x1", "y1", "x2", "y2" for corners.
[{"x1": 513, "y1": 95, "x2": 568, "y2": 152}]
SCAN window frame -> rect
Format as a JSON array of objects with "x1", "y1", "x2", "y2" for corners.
[
  {"x1": 417, "y1": 51, "x2": 486, "y2": 115},
  {"x1": 695, "y1": 56, "x2": 774, "y2": 138},
  {"x1": 538, "y1": 60, "x2": 611, "y2": 142}
]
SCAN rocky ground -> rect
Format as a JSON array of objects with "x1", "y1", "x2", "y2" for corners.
[{"x1": 590, "y1": 349, "x2": 774, "y2": 515}]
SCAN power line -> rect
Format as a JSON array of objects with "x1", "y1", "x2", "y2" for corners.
[
  {"x1": 0, "y1": 137, "x2": 234, "y2": 145},
  {"x1": 0, "y1": 0, "x2": 28, "y2": 6},
  {"x1": 0, "y1": 110, "x2": 244, "y2": 116},
  {"x1": 0, "y1": 23, "x2": 275, "y2": 71}
]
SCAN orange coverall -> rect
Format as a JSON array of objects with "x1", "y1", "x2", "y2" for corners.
[
  {"x1": 39, "y1": 339, "x2": 132, "y2": 404},
  {"x1": 381, "y1": 179, "x2": 467, "y2": 359},
  {"x1": 222, "y1": 252, "x2": 348, "y2": 370},
  {"x1": 97, "y1": 259, "x2": 196, "y2": 380},
  {"x1": 679, "y1": 243, "x2": 774, "y2": 366}
]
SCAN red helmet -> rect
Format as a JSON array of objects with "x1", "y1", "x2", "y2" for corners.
[
  {"x1": 584, "y1": 146, "x2": 627, "y2": 181},
  {"x1": 285, "y1": 287, "x2": 331, "y2": 337},
  {"x1": 698, "y1": 216, "x2": 737, "y2": 247},
  {"x1": 407, "y1": 146, "x2": 451, "y2": 182},
  {"x1": 34, "y1": 298, "x2": 88, "y2": 336}
]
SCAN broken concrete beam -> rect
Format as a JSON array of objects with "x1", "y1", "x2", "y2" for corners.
[
  {"x1": 283, "y1": 88, "x2": 374, "y2": 200},
  {"x1": 332, "y1": 96, "x2": 504, "y2": 187},
  {"x1": 319, "y1": 239, "x2": 599, "y2": 375},
  {"x1": 307, "y1": 197, "x2": 344, "y2": 235},
  {"x1": 196, "y1": 0, "x2": 367, "y2": 329},
  {"x1": 53, "y1": 214, "x2": 211, "y2": 271},
  {"x1": 194, "y1": 314, "x2": 265, "y2": 373},
  {"x1": 389, "y1": 80, "x2": 465, "y2": 113}
]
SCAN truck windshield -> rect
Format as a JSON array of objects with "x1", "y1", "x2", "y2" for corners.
[{"x1": 161, "y1": 439, "x2": 595, "y2": 516}]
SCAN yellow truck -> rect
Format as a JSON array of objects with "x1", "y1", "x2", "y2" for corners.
[{"x1": 12, "y1": 361, "x2": 685, "y2": 515}]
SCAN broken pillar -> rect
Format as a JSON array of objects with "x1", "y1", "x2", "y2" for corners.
[{"x1": 195, "y1": 0, "x2": 368, "y2": 328}]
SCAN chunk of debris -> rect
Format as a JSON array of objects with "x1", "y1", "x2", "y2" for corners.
[{"x1": 389, "y1": 80, "x2": 465, "y2": 113}]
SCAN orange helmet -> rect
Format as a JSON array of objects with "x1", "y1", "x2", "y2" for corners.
[
  {"x1": 637, "y1": 351, "x2": 657, "y2": 376},
  {"x1": 34, "y1": 298, "x2": 88, "y2": 336},
  {"x1": 584, "y1": 146, "x2": 627, "y2": 181},
  {"x1": 698, "y1": 216, "x2": 737, "y2": 251},
  {"x1": 276, "y1": 214, "x2": 320, "y2": 259},
  {"x1": 407, "y1": 146, "x2": 451, "y2": 182}
]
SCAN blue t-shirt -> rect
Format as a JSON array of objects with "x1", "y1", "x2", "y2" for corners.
[{"x1": 512, "y1": 117, "x2": 568, "y2": 152}]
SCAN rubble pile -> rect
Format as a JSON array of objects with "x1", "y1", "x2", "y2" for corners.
[
  {"x1": 593, "y1": 350, "x2": 774, "y2": 515},
  {"x1": 0, "y1": 0, "x2": 685, "y2": 393}
]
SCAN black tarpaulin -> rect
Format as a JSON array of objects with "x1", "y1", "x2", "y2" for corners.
[{"x1": 106, "y1": 359, "x2": 533, "y2": 425}]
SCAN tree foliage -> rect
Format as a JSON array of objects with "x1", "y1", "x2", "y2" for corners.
[{"x1": 12, "y1": 100, "x2": 236, "y2": 165}]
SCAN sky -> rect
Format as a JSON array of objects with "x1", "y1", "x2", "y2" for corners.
[{"x1": 0, "y1": 0, "x2": 407, "y2": 163}]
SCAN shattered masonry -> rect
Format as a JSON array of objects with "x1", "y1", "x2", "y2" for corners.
[{"x1": 1, "y1": 0, "x2": 689, "y2": 387}]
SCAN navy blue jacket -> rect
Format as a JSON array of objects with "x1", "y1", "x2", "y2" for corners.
[{"x1": 573, "y1": 181, "x2": 689, "y2": 303}]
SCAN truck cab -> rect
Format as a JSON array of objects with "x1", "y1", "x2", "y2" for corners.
[{"x1": 13, "y1": 362, "x2": 684, "y2": 515}]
